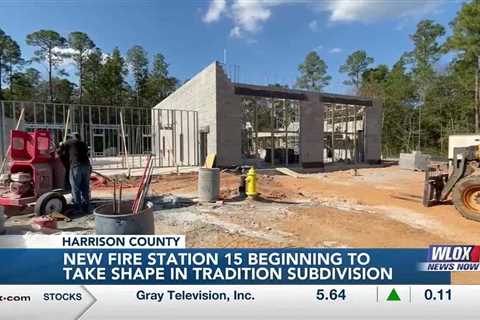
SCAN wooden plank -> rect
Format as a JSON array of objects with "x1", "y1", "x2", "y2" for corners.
[
  {"x1": 204, "y1": 153, "x2": 216, "y2": 168},
  {"x1": 275, "y1": 167, "x2": 305, "y2": 178},
  {"x1": 62, "y1": 107, "x2": 71, "y2": 142}
]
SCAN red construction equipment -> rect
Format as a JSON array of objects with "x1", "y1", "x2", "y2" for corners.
[{"x1": 0, "y1": 129, "x2": 67, "y2": 216}]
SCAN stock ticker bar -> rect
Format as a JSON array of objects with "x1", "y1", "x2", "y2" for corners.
[
  {"x1": 2, "y1": 236, "x2": 480, "y2": 319},
  {"x1": 0, "y1": 285, "x2": 478, "y2": 319}
]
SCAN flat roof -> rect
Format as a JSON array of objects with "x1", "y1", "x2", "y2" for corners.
[{"x1": 234, "y1": 83, "x2": 373, "y2": 107}]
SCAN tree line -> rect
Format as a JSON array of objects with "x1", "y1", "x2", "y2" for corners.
[
  {"x1": 0, "y1": 29, "x2": 178, "y2": 107},
  {"x1": 295, "y1": 0, "x2": 480, "y2": 157},
  {"x1": 1, "y1": 1, "x2": 479, "y2": 158}
]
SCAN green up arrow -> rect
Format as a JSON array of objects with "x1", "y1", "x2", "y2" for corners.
[{"x1": 386, "y1": 288, "x2": 401, "y2": 302}]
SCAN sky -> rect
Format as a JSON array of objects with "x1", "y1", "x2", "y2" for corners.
[{"x1": 0, "y1": 0, "x2": 465, "y2": 94}]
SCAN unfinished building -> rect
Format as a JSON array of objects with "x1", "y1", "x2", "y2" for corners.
[{"x1": 153, "y1": 62, "x2": 382, "y2": 168}]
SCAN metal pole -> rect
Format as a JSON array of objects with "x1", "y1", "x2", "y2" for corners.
[
  {"x1": 0, "y1": 107, "x2": 25, "y2": 174},
  {"x1": 270, "y1": 99, "x2": 274, "y2": 167},
  {"x1": 284, "y1": 99, "x2": 288, "y2": 167},
  {"x1": 353, "y1": 105, "x2": 357, "y2": 163},
  {"x1": 331, "y1": 105, "x2": 335, "y2": 162},
  {"x1": 475, "y1": 55, "x2": 480, "y2": 133},
  {"x1": 418, "y1": 91, "x2": 422, "y2": 151},
  {"x1": 119, "y1": 111, "x2": 130, "y2": 176},
  {"x1": 344, "y1": 105, "x2": 348, "y2": 161}
]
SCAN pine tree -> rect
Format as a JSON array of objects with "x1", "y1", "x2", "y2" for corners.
[
  {"x1": 26, "y1": 30, "x2": 68, "y2": 102},
  {"x1": 296, "y1": 51, "x2": 331, "y2": 92},
  {"x1": 67, "y1": 32, "x2": 95, "y2": 103},
  {"x1": 126, "y1": 45, "x2": 149, "y2": 107},
  {"x1": 340, "y1": 50, "x2": 374, "y2": 91}
]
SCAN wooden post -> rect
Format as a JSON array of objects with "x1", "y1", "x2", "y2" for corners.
[{"x1": 63, "y1": 107, "x2": 71, "y2": 143}]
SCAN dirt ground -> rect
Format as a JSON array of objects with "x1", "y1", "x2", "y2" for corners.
[
  {"x1": 148, "y1": 166, "x2": 480, "y2": 284},
  {"x1": 4, "y1": 165, "x2": 480, "y2": 284},
  {"x1": 146, "y1": 166, "x2": 480, "y2": 248}
]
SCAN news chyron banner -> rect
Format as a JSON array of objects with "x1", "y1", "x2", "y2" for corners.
[{"x1": 0, "y1": 235, "x2": 479, "y2": 319}]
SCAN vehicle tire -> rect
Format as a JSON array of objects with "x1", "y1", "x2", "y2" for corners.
[
  {"x1": 452, "y1": 175, "x2": 480, "y2": 222},
  {"x1": 34, "y1": 192, "x2": 67, "y2": 216}
]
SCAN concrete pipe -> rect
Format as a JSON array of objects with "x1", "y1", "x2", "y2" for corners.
[
  {"x1": 198, "y1": 168, "x2": 220, "y2": 202},
  {"x1": 94, "y1": 200, "x2": 154, "y2": 235}
]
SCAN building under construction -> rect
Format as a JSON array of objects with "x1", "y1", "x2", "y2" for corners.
[{"x1": 153, "y1": 62, "x2": 382, "y2": 168}]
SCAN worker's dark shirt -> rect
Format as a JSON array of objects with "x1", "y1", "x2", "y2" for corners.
[
  {"x1": 57, "y1": 145, "x2": 70, "y2": 169},
  {"x1": 63, "y1": 139, "x2": 90, "y2": 168}
]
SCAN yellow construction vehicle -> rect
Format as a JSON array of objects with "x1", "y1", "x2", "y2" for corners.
[{"x1": 423, "y1": 144, "x2": 480, "y2": 222}]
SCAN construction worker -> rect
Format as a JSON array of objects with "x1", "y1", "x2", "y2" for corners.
[
  {"x1": 56, "y1": 141, "x2": 71, "y2": 192},
  {"x1": 59, "y1": 133, "x2": 91, "y2": 214}
]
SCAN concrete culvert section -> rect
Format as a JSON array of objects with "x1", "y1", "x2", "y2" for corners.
[
  {"x1": 94, "y1": 200, "x2": 154, "y2": 235},
  {"x1": 198, "y1": 168, "x2": 220, "y2": 202}
]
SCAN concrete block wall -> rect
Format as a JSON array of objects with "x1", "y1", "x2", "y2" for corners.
[
  {"x1": 300, "y1": 92, "x2": 324, "y2": 167},
  {"x1": 364, "y1": 99, "x2": 382, "y2": 163},
  {"x1": 153, "y1": 62, "x2": 218, "y2": 165},
  {"x1": 215, "y1": 64, "x2": 242, "y2": 167},
  {"x1": 153, "y1": 61, "x2": 381, "y2": 168}
]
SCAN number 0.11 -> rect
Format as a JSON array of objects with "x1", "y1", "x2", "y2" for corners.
[{"x1": 424, "y1": 289, "x2": 451, "y2": 301}]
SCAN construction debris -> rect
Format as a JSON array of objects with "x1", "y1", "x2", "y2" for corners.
[
  {"x1": 275, "y1": 167, "x2": 305, "y2": 178},
  {"x1": 31, "y1": 216, "x2": 57, "y2": 230},
  {"x1": 48, "y1": 212, "x2": 71, "y2": 222}
]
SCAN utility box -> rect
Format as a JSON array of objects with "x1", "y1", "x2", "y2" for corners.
[{"x1": 448, "y1": 135, "x2": 480, "y2": 159}]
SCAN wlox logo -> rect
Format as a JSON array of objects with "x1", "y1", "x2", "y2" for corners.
[{"x1": 420, "y1": 245, "x2": 480, "y2": 272}]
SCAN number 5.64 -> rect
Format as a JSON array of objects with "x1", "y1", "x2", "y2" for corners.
[{"x1": 316, "y1": 288, "x2": 346, "y2": 301}]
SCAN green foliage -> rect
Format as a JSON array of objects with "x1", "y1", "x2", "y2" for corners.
[
  {"x1": 26, "y1": 29, "x2": 68, "y2": 101},
  {"x1": 359, "y1": 4, "x2": 477, "y2": 158},
  {"x1": 4, "y1": 68, "x2": 41, "y2": 101},
  {"x1": 0, "y1": 27, "x2": 178, "y2": 108},
  {"x1": 51, "y1": 78, "x2": 76, "y2": 103},
  {"x1": 407, "y1": 20, "x2": 445, "y2": 89},
  {"x1": 98, "y1": 47, "x2": 128, "y2": 105},
  {"x1": 82, "y1": 48, "x2": 104, "y2": 104},
  {"x1": 445, "y1": 0, "x2": 480, "y2": 67},
  {"x1": 296, "y1": 51, "x2": 331, "y2": 92},
  {"x1": 67, "y1": 32, "x2": 95, "y2": 102},
  {"x1": 404, "y1": 19, "x2": 446, "y2": 150},
  {"x1": 1, "y1": 2, "x2": 478, "y2": 161},
  {"x1": 340, "y1": 50, "x2": 374, "y2": 91},
  {"x1": 0, "y1": 28, "x2": 22, "y2": 99},
  {"x1": 126, "y1": 45, "x2": 149, "y2": 107},
  {"x1": 145, "y1": 53, "x2": 178, "y2": 105},
  {"x1": 26, "y1": 29, "x2": 67, "y2": 63}
]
